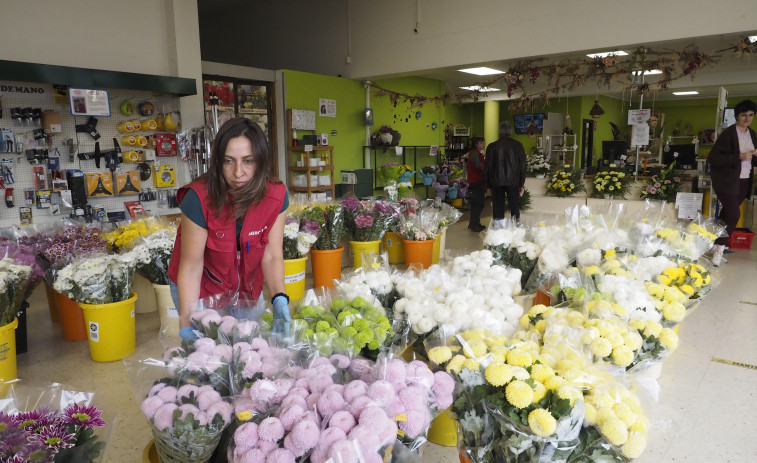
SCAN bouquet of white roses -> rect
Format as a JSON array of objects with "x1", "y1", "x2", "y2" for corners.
[{"x1": 53, "y1": 252, "x2": 136, "y2": 304}]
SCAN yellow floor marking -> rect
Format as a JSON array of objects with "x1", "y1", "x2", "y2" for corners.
[
  {"x1": 739, "y1": 301, "x2": 757, "y2": 305},
  {"x1": 712, "y1": 358, "x2": 757, "y2": 370}
]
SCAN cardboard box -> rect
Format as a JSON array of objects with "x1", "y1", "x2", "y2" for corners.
[{"x1": 42, "y1": 110, "x2": 62, "y2": 134}]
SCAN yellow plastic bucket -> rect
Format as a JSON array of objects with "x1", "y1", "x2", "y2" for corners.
[
  {"x1": 450, "y1": 198, "x2": 463, "y2": 208},
  {"x1": 349, "y1": 240, "x2": 381, "y2": 268},
  {"x1": 382, "y1": 232, "x2": 405, "y2": 264},
  {"x1": 79, "y1": 293, "x2": 137, "y2": 362},
  {"x1": 284, "y1": 256, "x2": 308, "y2": 300},
  {"x1": 427, "y1": 409, "x2": 458, "y2": 447},
  {"x1": 0, "y1": 318, "x2": 19, "y2": 383},
  {"x1": 432, "y1": 234, "x2": 442, "y2": 264}
]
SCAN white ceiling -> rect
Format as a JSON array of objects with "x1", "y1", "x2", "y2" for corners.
[{"x1": 196, "y1": 1, "x2": 756, "y2": 103}]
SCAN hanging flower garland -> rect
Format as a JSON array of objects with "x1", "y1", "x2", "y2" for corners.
[{"x1": 368, "y1": 37, "x2": 755, "y2": 111}]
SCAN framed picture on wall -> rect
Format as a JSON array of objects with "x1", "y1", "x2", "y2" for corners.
[{"x1": 700, "y1": 128, "x2": 716, "y2": 145}]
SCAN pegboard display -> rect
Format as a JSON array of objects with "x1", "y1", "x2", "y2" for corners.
[{"x1": 0, "y1": 80, "x2": 190, "y2": 226}]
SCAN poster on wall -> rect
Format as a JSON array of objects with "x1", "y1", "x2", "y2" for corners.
[
  {"x1": 628, "y1": 109, "x2": 651, "y2": 125},
  {"x1": 319, "y1": 98, "x2": 336, "y2": 117},
  {"x1": 69, "y1": 88, "x2": 110, "y2": 116}
]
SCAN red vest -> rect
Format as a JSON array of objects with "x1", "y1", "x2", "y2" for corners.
[
  {"x1": 467, "y1": 149, "x2": 485, "y2": 183},
  {"x1": 168, "y1": 179, "x2": 286, "y2": 300}
]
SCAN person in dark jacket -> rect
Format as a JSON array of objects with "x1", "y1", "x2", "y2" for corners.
[
  {"x1": 707, "y1": 99, "x2": 757, "y2": 266},
  {"x1": 466, "y1": 136, "x2": 486, "y2": 231},
  {"x1": 484, "y1": 121, "x2": 526, "y2": 221}
]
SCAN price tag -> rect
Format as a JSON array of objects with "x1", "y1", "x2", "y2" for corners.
[
  {"x1": 236, "y1": 410, "x2": 253, "y2": 421},
  {"x1": 305, "y1": 144, "x2": 313, "y2": 152},
  {"x1": 395, "y1": 146, "x2": 403, "y2": 155}
]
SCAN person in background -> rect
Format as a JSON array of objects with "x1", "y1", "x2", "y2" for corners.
[
  {"x1": 707, "y1": 99, "x2": 757, "y2": 266},
  {"x1": 167, "y1": 117, "x2": 291, "y2": 338},
  {"x1": 466, "y1": 136, "x2": 486, "y2": 231},
  {"x1": 484, "y1": 121, "x2": 526, "y2": 223}
]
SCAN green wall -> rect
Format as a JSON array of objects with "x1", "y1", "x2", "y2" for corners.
[{"x1": 283, "y1": 71, "x2": 476, "y2": 186}]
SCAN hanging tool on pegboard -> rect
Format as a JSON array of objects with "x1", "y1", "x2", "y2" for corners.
[{"x1": 178, "y1": 126, "x2": 213, "y2": 182}]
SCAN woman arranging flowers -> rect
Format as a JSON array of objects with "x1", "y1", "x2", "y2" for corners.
[{"x1": 167, "y1": 118, "x2": 291, "y2": 339}]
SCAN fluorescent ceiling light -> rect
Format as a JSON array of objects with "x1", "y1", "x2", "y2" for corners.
[
  {"x1": 459, "y1": 85, "x2": 500, "y2": 92},
  {"x1": 632, "y1": 69, "x2": 662, "y2": 75},
  {"x1": 749, "y1": 35, "x2": 757, "y2": 43},
  {"x1": 586, "y1": 50, "x2": 628, "y2": 58},
  {"x1": 458, "y1": 67, "x2": 505, "y2": 75},
  {"x1": 672, "y1": 91, "x2": 699, "y2": 96}
]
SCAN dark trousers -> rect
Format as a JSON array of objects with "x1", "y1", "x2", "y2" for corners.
[
  {"x1": 715, "y1": 178, "x2": 750, "y2": 245},
  {"x1": 492, "y1": 185, "x2": 521, "y2": 220},
  {"x1": 468, "y1": 182, "x2": 485, "y2": 227}
]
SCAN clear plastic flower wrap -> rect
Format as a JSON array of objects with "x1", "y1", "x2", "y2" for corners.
[
  {"x1": 224, "y1": 351, "x2": 448, "y2": 463},
  {"x1": 129, "y1": 227, "x2": 177, "y2": 285},
  {"x1": 0, "y1": 381, "x2": 110, "y2": 463},
  {"x1": 301, "y1": 200, "x2": 346, "y2": 251},
  {"x1": 396, "y1": 208, "x2": 442, "y2": 241},
  {"x1": 52, "y1": 251, "x2": 135, "y2": 304},
  {"x1": 283, "y1": 198, "x2": 322, "y2": 260},
  {"x1": 295, "y1": 292, "x2": 395, "y2": 359},
  {"x1": 0, "y1": 249, "x2": 34, "y2": 327},
  {"x1": 394, "y1": 254, "x2": 523, "y2": 339}
]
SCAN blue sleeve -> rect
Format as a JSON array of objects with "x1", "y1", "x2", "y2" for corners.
[
  {"x1": 280, "y1": 189, "x2": 289, "y2": 213},
  {"x1": 179, "y1": 188, "x2": 207, "y2": 229}
]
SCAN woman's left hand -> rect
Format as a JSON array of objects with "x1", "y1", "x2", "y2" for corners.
[{"x1": 272, "y1": 295, "x2": 291, "y2": 335}]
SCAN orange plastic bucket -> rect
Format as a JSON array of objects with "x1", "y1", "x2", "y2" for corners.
[
  {"x1": 44, "y1": 282, "x2": 60, "y2": 323},
  {"x1": 57, "y1": 292, "x2": 87, "y2": 341},
  {"x1": 310, "y1": 246, "x2": 344, "y2": 289},
  {"x1": 402, "y1": 238, "x2": 434, "y2": 270}
]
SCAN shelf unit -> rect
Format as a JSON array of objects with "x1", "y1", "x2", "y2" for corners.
[
  {"x1": 287, "y1": 145, "x2": 335, "y2": 200},
  {"x1": 546, "y1": 133, "x2": 578, "y2": 167},
  {"x1": 364, "y1": 145, "x2": 436, "y2": 190},
  {"x1": 444, "y1": 125, "x2": 470, "y2": 162}
]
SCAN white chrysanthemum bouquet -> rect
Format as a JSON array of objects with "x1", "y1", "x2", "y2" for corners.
[{"x1": 53, "y1": 252, "x2": 136, "y2": 304}]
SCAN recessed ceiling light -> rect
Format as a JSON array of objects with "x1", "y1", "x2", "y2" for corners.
[
  {"x1": 459, "y1": 86, "x2": 501, "y2": 92},
  {"x1": 632, "y1": 69, "x2": 663, "y2": 75},
  {"x1": 458, "y1": 67, "x2": 505, "y2": 76},
  {"x1": 672, "y1": 91, "x2": 699, "y2": 96},
  {"x1": 749, "y1": 35, "x2": 757, "y2": 43},
  {"x1": 586, "y1": 50, "x2": 628, "y2": 58}
]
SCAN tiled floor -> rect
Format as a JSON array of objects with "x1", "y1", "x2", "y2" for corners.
[{"x1": 13, "y1": 199, "x2": 757, "y2": 462}]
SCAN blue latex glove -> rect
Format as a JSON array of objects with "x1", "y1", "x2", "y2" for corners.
[
  {"x1": 272, "y1": 295, "x2": 291, "y2": 336},
  {"x1": 179, "y1": 326, "x2": 200, "y2": 341}
]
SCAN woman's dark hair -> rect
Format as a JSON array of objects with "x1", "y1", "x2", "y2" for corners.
[
  {"x1": 734, "y1": 99, "x2": 757, "y2": 117},
  {"x1": 203, "y1": 117, "x2": 280, "y2": 220},
  {"x1": 470, "y1": 136, "x2": 485, "y2": 149}
]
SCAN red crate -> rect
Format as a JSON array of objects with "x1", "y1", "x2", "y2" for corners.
[{"x1": 728, "y1": 228, "x2": 755, "y2": 249}]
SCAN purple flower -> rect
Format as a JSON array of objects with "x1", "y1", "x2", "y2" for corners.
[
  {"x1": 152, "y1": 403, "x2": 177, "y2": 431},
  {"x1": 287, "y1": 419, "x2": 320, "y2": 454},
  {"x1": 328, "y1": 410, "x2": 356, "y2": 433},
  {"x1": 301, "y1": 219, "x2": 321, "y2": 236},
  {"x1": 157, "y1": 386, "x2": 178, "y2": 403},
  {"x1": 343, "y1": 381, "x2": 368, "y2": 402},
  {"x1": 347, "y1": 424, "x2": 381, "y2": 457},
  {"x1": 280, "y1": 395, "x2": 307, "y2": 411},
  {"x1": 353, "y1": 214, "x2": 374, "y2": 229},
  {"x1": 266, "y1": 448, "x2": 296, "y2": 463},
  {"x1": 15, "y1": 407, "x2": 53, "y2": 431},
  {"x1": 367, "y1": 381, "x2": 395, "y2": 407},
  {"x1": 673, "y1": 177, "x2": 681, "y2": 182},
  {"x1": 233, "y1": 422, "x2": 259, "y2": 449},
  {"x1": 178, "y1": 404, "x2": 199, "y2": 421},
  {"x1": 34, "y1": 425, "x2": 76, "y2": 450},
  {"x1": 277, "y1": 404, "x2": 305, "y2": 431},
  {"x1": 257, "y1": 416, "x2": 285, "y2": 442},
  {"x1": 328, "y1": 439, "x2": 361, "y2": 463},
  {"x1": 236, "y1": 448, "x2": 266, "y2": 463},
  {"x1": 650, "y1": 187, "x2": 657, "y2": 194},
  {"x1": 197, "y1": 389, "x2": 222, "y2": 411},
  {"x1": 340, "y1": 196, "x2": 360, "y2": 212},
  {"x1": 348, "y1": 396, "x2": 377, "y2": 419},
  {"x1": 398, "y1": 407, "x2": 431, "y2": 438},
  {"x1": 141, "y1": 395, "x2": 164, "y2": 419},
  {"x1": 654, "y1": 182, "x2": 661, "y2": 188},
  {"x1": 330, "y1": 354, "x2": 351, "y2": 369},
  {"x1": 61, "y1": 403, "x2": 105, "y2": 429},
  {"x1": 206, "y1": 401, "x2": 233, "y2": 426},
  {"x1": 317, "y1": 390, "x2": 346, "y2": 418},
  {"x1": 664, "y1": 179, "x2": 671, "y2": 185}
]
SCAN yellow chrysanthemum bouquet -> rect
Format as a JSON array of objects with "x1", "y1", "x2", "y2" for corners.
[
  {"x1": 427, "y1": 327, "x2": 587, "y2": 461},
  {"x1": 591, "y1": 168, "x2": 632, "y2": 199},
  {"x1": 103, "y1": 216, "x2": 176, "y2": 251},
  {"x1": 545, "y1": 168, "x2": 585, "y2": 198},
  {"x1": 627, "y1": 318, "x2": 679, "y2": 370},
  {"x1": 655, "y1": 262, "x2": 712, "y2": 301}
]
